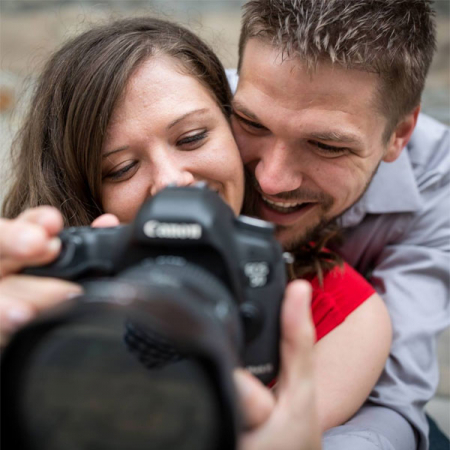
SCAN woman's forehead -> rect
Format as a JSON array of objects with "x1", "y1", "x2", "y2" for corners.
[{"x1": 110, "y1": 55, "x2": 215, "y2": 121}]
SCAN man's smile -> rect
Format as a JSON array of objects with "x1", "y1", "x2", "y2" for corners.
[{"x1": 257, "y1": 191, "x2": 318, "y2": 226}]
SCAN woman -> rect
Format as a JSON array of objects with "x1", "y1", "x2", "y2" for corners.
[{"x1": 0, "y1": 17, "x2": 391, "y2": 436}]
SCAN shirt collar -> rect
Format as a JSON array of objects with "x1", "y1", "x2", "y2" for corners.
[{"x1": 338, "y1": 147, "x2": 422, "y2": 228}]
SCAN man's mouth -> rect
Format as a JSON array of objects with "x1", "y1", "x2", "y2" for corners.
[
  {"x1": 254, "y1": 192, "x2": 318, "y2": 227},
  {"x1": 261, "y1": 196, "x2": 313, "y2": 213}
]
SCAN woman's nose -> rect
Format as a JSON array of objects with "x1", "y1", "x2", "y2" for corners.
[{"x1": 149, "y1": 153, "x2": 195, "y2": 197}]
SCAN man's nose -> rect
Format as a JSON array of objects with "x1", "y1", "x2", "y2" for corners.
[
  {"x1": 149, "y1": 151, "x2": 195, "y2": 197},
  {"x1": 253, "y1": 139, "x2": 303, "y2": 195}
]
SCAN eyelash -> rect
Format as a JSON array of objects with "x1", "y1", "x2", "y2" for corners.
[
  {"x1": 104, "y1": 161, "x2": 138, "y2": 181},
  {"x1": 311, "y1": 141, "x2": 347, "y2": 153},
  {"x1": 104, "y1": 132, "x2": 208, "y2": 181},
  {"x1": 233, "y1": 112, "x2": 266, "y2": 130},
  {"x1": 177, "y1": 131, "x2": 208, "y2": 147}
]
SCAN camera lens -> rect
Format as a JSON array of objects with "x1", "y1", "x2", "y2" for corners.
[
  {"x1": 1, "y1": 276, "x2": 239, "y2": 450},
  {"x1": 15, "y1": 312, "x2": 220, "y2": 450}
]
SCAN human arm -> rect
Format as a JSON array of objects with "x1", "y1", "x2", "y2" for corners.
[
  {"x1": 303, "y1": 261, "x2": 393, "y2": 431},
  {"x1": 314, "y1": 292, "x2": 392, "y2": 431}
]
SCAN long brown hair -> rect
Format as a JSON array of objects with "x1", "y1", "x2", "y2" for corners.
[{"x1": 2, "y1": 17, "x2": 232, "y2": 226}]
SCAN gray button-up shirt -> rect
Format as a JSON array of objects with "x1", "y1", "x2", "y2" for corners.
[{"x1": 334, "y1": 113, "x2": 449, "y2": 450}]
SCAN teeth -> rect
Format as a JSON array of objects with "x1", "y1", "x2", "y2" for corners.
[{"x1": 262, "y1": 197, "x2": 302, "y2": 208}]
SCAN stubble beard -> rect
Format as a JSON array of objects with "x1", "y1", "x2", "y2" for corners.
[
  {"x1": 242, "y1": 161, "x2": 381, "y2": 250},
  {"x1": 242, "y1": 171, "x2": 334, "y2": 249}
]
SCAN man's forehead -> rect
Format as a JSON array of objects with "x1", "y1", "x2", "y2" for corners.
[
  {"x1": 235, "y1": 40, "x2": 385, "y2": 129},
  {"x1": 238, "y1": 38, "x2": 380, "y2": 95}
]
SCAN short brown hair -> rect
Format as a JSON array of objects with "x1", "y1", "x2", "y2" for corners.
[
  {"x1": 2, "y1": 17, "x2": 232, "y2": 225},
  {"x1": 239, "y1": 0, "x2": 436, "y2": 136}
]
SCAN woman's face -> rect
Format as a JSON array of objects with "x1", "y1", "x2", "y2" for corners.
[{"x1": 101, "y1": 56, "x2": 244, "y2": 222}]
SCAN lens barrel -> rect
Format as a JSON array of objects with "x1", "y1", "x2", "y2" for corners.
[{"x1": 1, "y1": 262, "x2": 241, "y2": 450}]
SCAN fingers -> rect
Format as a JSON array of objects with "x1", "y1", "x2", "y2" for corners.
[
  {"x1": 17, "y1": 205, "x2": 64, "y2": 235},
  {"x1": 275, "y1": 280, "x2": 321, "y2": 448},
  {"x1": 278, "y1": 280, "x2": 315, "y2": 389},
  {"x1": 0, "y1": 206, "x2": 64, "y2": 277},
  {"x1": 237, "y1": 280, "x2": 321, "y2": 450},
  {"x1": 91, "y1": 214, "x2": 120, "y2": 228},
  {"x1": 0, "y1": 275, "x2": 82, "y2": 347},
  {"x1": 234, "y1": 368, "x2": 275, "y2": 429}
]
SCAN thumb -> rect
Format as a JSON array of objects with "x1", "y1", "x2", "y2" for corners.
[
  {"x1": 278, "y1": 280, "x2": 315, "y2": 389},
  {"x1": 234, "y1": 368, "x2": 275, "y2": 430}
]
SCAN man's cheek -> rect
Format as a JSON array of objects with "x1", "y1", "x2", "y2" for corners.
[
  {"x1": 236, "y1": 136, "x2": 254, "y2": 161},
  {"x1": 232, "y1": 129, "x2": 257, "y2": 162}
]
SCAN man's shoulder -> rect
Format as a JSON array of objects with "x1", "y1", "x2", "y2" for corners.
[
  {"x1": 340, "y1": 114, "x2": 448, "y2": 226},
  {"x1": 408, "y1": 113, "x2": 450, "y2": 174}
]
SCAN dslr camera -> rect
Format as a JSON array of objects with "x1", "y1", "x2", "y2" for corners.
[{"x1": 1, "y1": 184, "x2": 287, "y2": 450}]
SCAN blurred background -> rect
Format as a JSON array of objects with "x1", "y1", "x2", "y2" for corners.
[{"x1": 0, "y1": 0, "x2": 449, "y2": 436}]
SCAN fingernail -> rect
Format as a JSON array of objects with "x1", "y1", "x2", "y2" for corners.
[
  {"x1": 234, "y1": 370, "x2": 253, "y2": 399},
  {"x1": 7, "y1": 307, "x2": 34, "y2": 326},
  {"x1": 66, "y1": 290, "x2": 82, "y2": 300},
  {"x1": 47, "y1": 237, "x2": 61, "y2": 253},
  {"x1": 298, "y1": 280, "x2": 312, "y2": 307}
]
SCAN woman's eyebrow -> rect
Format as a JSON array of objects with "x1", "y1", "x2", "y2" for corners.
[
  {"x1": 167, "y1": 108, "x2": 209, "y2": 129},
  {"x1": 102, "y1": 108, "x2": 210, "y2": 158},
  {"x1": 102, "y1": 146, "x2": 129, "y2": 159}
]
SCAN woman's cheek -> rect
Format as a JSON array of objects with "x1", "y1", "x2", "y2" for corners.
[{"x1": 102, "y1": 181, "x2": 147, "y2": 223}]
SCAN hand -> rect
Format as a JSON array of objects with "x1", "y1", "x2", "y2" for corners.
[
  {"x1": 0, "y1": 206, "x2": 64, "y2": 277},
  {"x1": 0, "y1": 208, "x2": 119, "y2": 347},
  {"x1": 235, "y1": 280, "x2": 321, "y2": 450}
]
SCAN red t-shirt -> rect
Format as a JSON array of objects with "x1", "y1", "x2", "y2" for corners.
[
  {"x1": 309, "y1": 262, "x2": 375, "y2": 341},
  {"x1": 267, "y1": 262, "x2": 375, "y2": 387}
]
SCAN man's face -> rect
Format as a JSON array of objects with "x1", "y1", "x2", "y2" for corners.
[{"x1": 232, "y1": 38, "x2": 396, "y2": 249}]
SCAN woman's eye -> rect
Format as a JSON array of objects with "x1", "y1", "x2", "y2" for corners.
[
  {"x1": 177, "y1": 131, "x2": 208, "y2": 148},
  {"x1": 104, "y1": 161, "x2": 138, "y2": 181}
]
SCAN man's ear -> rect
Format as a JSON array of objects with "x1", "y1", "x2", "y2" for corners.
[{"x1": 383, "y1": 105, "x2": 420, "y2": 163}]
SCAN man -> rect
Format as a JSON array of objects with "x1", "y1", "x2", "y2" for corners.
[{"x1": 228, "y1": 1, "x2": 449, "y2": 449}]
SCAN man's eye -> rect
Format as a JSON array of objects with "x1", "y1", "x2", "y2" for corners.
[
  {"x1": 310, "y1": 141, "x2": 348, "y2": 154},
  {"x1": 232, "y1": 112, "x2": 266, "y2": 130},
  {"x1": 177, "y1": 131, "x2": 208, "y2": 148},
  {"x1": 104, "y1": 161, "x2": 138, "y2": 181}
]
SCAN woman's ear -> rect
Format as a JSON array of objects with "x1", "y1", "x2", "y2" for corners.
[{"x1": 383, "y1": 105, "x2": 420, "y2": 163}]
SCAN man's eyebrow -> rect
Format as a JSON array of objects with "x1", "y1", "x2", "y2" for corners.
[
  {"x1": 308, "y1": 131, "x2": 362, "y2": 145},
  {"x1": 167, "y1": 108, "x2": 209, "y2": 130},
  {"x1": 231, "y1": 101, "x2": 262, "y2": 123},
  {"x1": 102, "y1": 146, "x2": 129, "y2": 159}
]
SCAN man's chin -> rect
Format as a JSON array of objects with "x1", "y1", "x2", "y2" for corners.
[
  {"x1": 275, "y1": 226, "x2": 312, "y2": 251},
  {"x1": 275, "y1": 218, "x2": 330, "y2": 251}
]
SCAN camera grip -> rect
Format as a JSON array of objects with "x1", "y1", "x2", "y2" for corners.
[{"x1": 23, "y1": 225, "x2": 128, "y2": 280}]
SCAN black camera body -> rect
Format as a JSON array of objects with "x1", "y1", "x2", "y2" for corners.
[
  {"x1": 2, "y1": 185, "x2": 288, "y2": 450},
  {"x1": 25, "y1": 184, "x2": 287, "y2": 383}
]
